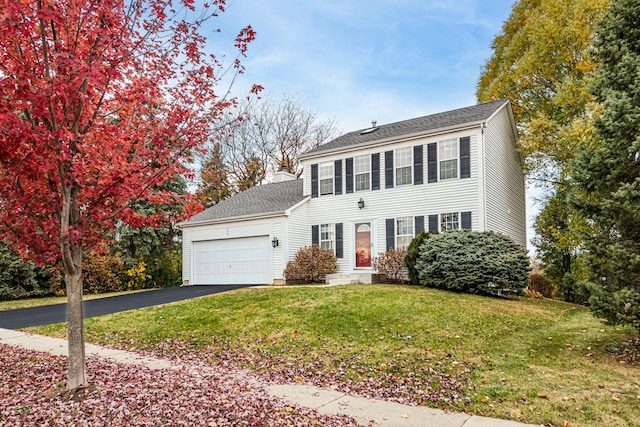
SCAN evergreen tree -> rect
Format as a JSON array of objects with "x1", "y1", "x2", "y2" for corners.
[
  {"x1": 571, "y1": 0, "x2": 640, "y2": 331},
  {"x1": 198, "y1": 143, "x2": 232, "y2": 208}
]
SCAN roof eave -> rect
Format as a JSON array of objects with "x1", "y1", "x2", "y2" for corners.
[
  {"x1": 300, "y1": 120, "x2": 487, "y2": 161},
  {"x1": 178, "y1": 211, "x2": 286, "y2": 228}
]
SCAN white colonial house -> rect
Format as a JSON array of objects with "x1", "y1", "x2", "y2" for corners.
[{"x1": 180, "y1": 99, "x2": 526, "y2": 285}]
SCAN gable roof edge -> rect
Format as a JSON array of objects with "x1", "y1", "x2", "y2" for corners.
[
  {"x1": 178, "y1": 211, "x2": 286, "y2": 228},
  {"x1": 300, "y1": 121, "x2": 485, "y2": 161},
  {"x1": 285, "y1": 195, "x2": 311, "y2": 216}
]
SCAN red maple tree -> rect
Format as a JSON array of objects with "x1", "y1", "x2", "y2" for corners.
[{"x1": 0, "y1": 0, "x2": 260, "y2": 389}]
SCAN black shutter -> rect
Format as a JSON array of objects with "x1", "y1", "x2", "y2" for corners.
[
  {"x1": 460, "y1": 136, "x2": 470, "y2": 179},
  {"x1": 428, "y1": 214, "x2": 438, "y2": 233},
  {"x1": 371, "y1": 153, "x2": 380, "y2": 190},
  {"x1": 461, "y1": 211, "x2": 472, "y2": 230},
  {"x1": 413, "y1": 145, "x2": 423, "y2": 185},
  {"x1": 427, "y1": 143, "x2": 437, "y2": 183},
  {"x1": 345, "y1": 157, "x2": 354, "y2": 194},
  {"x1": 335, "y1": 223, "x2": 343, "y2": 258},
  {"x1": 415, "y1": 216, "x2": 424, "y2": 235},
  {"x1": 311, "y1": 164, "x2": 319, "y2": 198},
  {"x1": 384, "y1": 150, "x2": 394, "y2": 188},
  {"x1": 334, "y1": 159, "x2": 343, "y2": 195},
  {"x1": 386, "y1": 218, "x2": 395, "y2": 251},
  {"x1": 311, "y1": 225, "x2": 319, "y2": 246}
]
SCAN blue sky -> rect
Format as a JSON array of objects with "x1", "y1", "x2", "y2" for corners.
[
  {"x1": 215, "y1": 0, "x2": 516, "y2": 131},
  {"x1": 208, "y1": 0, "x2": 540, "y2": 250}
]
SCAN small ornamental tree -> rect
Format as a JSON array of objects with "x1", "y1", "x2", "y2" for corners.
[
  {"x1": 404, "y1": 229, "x2": 430, "y2": 285},
  {"x1": 415, "y1": 231, "x2": 530, "y2": 296},
  {"x1": 283, "y1": 246, "x2": 338, "y2": 283},
  {"x1": 372, "y1": 248, "x2": 408, "y2": 283},
  {"x1": 0, "y1": 0, "x2": 260, "y2": 390}
]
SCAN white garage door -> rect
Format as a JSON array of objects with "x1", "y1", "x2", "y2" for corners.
[{"x1": 193, "y1": 236, "x2": 271, "y2": 285}]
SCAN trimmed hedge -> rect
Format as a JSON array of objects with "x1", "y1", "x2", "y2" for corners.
[{"x1": 415, "y1": 230, "x2": 529, "y2": 296}]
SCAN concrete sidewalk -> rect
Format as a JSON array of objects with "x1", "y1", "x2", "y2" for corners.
[{"x1": 0, "y1": 328, "x2": 537, "y2": 427}]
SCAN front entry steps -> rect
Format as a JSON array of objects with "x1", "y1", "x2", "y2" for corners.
[{"x1": 325, "y1": 273, "x2": 382, "y2": 286}]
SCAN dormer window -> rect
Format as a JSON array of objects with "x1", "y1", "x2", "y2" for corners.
[{"x1": 319, "y1": 162, "x2": 334, "y2": 195}]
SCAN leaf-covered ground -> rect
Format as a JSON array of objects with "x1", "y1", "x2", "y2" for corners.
[
  {"x1": 96, "y1": 332, "x2": 472, "y2": 408},
  {"x1": 0, "y1": 343, "x2": 359, "y2": 427}
]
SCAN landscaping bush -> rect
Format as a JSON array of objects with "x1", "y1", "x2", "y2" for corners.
[
  {"x1": 0, "y1": 242, "x2": 52, "y2": 300},
  {"x1": 283, "y1": 246, "x2": 338, "y2": 283},
  {"x1": 373, "y1": 248, "x2": 408, "y2": 283},
  {"x1": 415, "y1": 230, "x2": 530, "y2": 296},
  {"x1": 528, "y1": 272, "x2": 556, "y2": 298},
  {"x1": 82, "y1": 250, "x2": 126, "y2": 294},
  {"x1": 404, "y1": 230, "x2": 430, "y2": 285}
]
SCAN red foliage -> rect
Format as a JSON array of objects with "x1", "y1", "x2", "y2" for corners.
[{"x1": 0, "y1": 0, "x2": 259, "y2": 263}]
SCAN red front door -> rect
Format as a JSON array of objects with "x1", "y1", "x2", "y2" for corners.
[{"x1": 355, "y1": 222, "x2": 371, "y2": 267}]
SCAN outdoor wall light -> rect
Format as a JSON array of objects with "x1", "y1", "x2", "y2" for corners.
[
  {"x1": 271, "y1": 236, "x2": 279, "y2": 248},
  {"x1": 358, "y1": 198, "x2": 365, "y2": 209}
]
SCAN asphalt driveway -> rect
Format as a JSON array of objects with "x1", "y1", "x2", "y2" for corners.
[{"x1": 0, "y1": 285, "x2": 251, "y2": 329}]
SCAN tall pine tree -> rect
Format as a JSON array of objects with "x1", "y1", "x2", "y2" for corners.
[{"x1": 571, "y1": 0, "x2": 640, "y2": 331}]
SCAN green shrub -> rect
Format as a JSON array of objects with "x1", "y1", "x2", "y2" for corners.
[
  {"x1": 145, "y1": 250, "x2": 182, "y2": 288},
  {"x1": 528, "y1": 272, "x2": 555, "y2": 298},
  {"x1": 0, "y1": 242, "x2": 51, "y2": 300},
  {"x1": 404, "y1": 230, "x2": 430, "y2": 285},
  {"x1": 284, "y1": 246, "x2": 338, "y2": 283},
  {"x1": 415, "y1": 230, "x2": 530, "y2": 296},
  {"x1": 373, "y1": 248, "x2": 408, "y2": 283}
]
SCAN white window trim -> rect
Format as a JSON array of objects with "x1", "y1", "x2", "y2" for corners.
[
  {"x1": 394, "y1": 147, "x2": 413, "y2": 186},
  {"x1": 354, "y1": 154, "x2": 371, "y2": 192},
  {"x1": 319, "y1": 162, "x2": 334, "y2": 195},
  {"x1": 320, "y1": 223, "x2": 335, "y2": 253},
  {"x1": 440, "y1": 212, "x2": 460, "y2": 232},
  {"x1": 438, "y1": 138, "x2": 459, "y2": 181},
  {"x1": 396, "y1": 216, "x2": 414, "y2": 250}
]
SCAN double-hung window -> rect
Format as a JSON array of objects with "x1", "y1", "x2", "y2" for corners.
[
  {"x1": 440, "y1": 212, "x2": 459, "y2": 231},
  {"x1": 320, "y1": 224, "x2": 334, "y2": 252},
  {"x1": 354, "y1": 155, "x2": 370, "y2": 191},
  {"x1": 319, "y1": 162, "x2": 334, "y2": 195},
  {"x1": 439, "y1": 139, "x2": 458, "y2": 180},
  {"x1": 396, "y1": 216, "x2": 414, "y2": 249},
  {"x1": 395, "y1": 147, "x2": 412, "y2": 186}
]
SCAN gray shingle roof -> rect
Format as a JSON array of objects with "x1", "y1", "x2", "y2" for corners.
[
  {"x1": 303, "y1": 98, "x2": 509, "y2": 157},
  {"x1": 183, "y1": 179, "x2": 305, "y2": 225}
]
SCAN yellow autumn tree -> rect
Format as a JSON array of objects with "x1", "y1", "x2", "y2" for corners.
[
  {"x1": 477, "y1": 0, "x2": 610, "y2": 300},
  {"x1": 477, "y1": 0, "x2": 609, "y2": 181}
]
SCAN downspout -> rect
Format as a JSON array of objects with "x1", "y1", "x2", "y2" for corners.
[{"x1": 480, "y1": 122, "x2": 487, "y2": 232}]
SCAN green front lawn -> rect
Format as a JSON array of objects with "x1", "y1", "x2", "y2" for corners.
[{"x1": 27, "y1": 285, "x2": 640, "y2": 427}]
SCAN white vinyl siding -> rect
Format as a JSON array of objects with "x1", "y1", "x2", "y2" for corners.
[
  {"x1": 354, "y1": 155, "x2": 370, "y2": 191},
  {"x1": 319, "y1": 162, "x2": 333, "y2": 195},
  {"x1": 395, "y1": 147, "x2": 412, "y2": 186},
  {"x1": 439, "y1": 138, "x2": 458, "y2": 180},
  {"x1": 320, "y1": 223, "x2": 334, "y2": 252},
  {"x1": 484, "y1": 106, "x2": 526, "y2": 247},
  {"x1": 396, "y1": 216, "x2": 413, "y2": 249}
]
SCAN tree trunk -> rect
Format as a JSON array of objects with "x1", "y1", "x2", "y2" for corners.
[{"x1": 65, "y1": 245, "x2": 86, "y2": 390}]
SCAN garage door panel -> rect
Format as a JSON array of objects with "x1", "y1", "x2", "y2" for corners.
[{"x1": 193, "y1": 236, "x2": 270, "y2": 285}]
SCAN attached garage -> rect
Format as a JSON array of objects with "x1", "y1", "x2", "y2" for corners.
[
  {"x1": 192, "y1": 236, "x2": 271, "y2": 285},
  {"x1": 179, "y1": 176, "x2": 309, "y2": 286}
]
